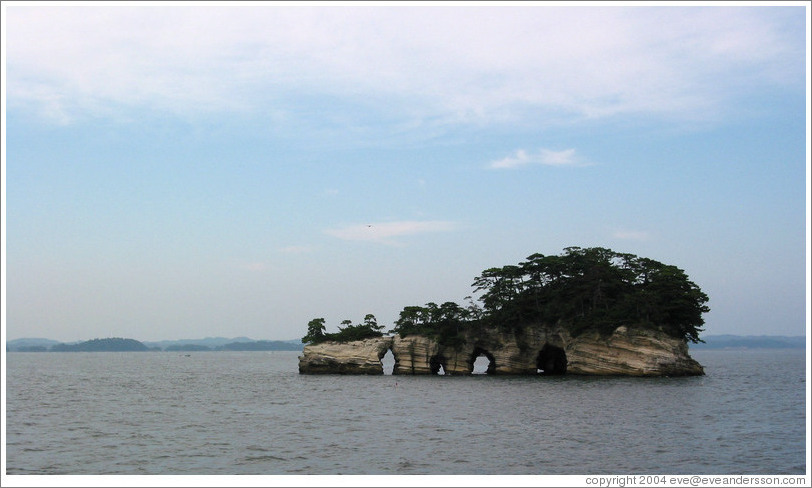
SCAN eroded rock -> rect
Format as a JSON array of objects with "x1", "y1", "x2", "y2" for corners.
[
  {"x1": 297, "y1": 337, "x2": 393, "y2": 374},
  {"x1": 298, "y1": 324, "x2": 704, "y2": 376}
]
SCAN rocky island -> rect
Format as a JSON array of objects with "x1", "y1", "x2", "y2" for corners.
[
  {"x1": 298, "y1": 325, "x2": 703, "y2": 376},
  {"x1": 299, "y1": 247, "x2": 708, "y2": 377}
]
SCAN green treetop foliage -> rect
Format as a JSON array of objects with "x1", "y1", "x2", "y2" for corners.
[
  {"x1": 302, "y1": 318, "x2": 327, "y2": 344},
  {"x1": 302, "y1": 314, "x2": 384, "y2": 344},
  {"x1": 304, "y1": 247, "x2": 709, "y2": 346},
  {"x1": 390, "y1": 300, "x2": 483, "y2": 347},
  {"x1": 469, "y1": 246, "x2": 709, "y2": 343}
]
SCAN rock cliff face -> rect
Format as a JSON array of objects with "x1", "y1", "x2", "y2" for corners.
[
  {"x1": 294, "y1": 337, "x2": 392, "y2": 374},
  {"x1": 298, "y1": 324, "x2": 704, "y2": 376}
]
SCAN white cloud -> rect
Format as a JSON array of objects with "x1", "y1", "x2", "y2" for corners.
[
  {"x1": 489, "y1": 148, "x2": 582, "y2": 169},
  {"x1": 4, "y1": 6, "x2": 803, "y2": 125},
  {"x1": 324, "y1": 220, "x2": 459, "y2": 245}
]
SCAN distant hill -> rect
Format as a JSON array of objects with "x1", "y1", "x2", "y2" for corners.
[
  {"x1": 164, "y1": 344, "x2": 213, "y2": 352},
  {"x1": 50, "y1": 338, "x2": 149, "y2": 352},
  {"x1": 7, "y1": 336, "x2": 304, "y2": 352},
  {"x1": 6, "y1": 338, "x2": 62, "y2": 351},
  {"x1": 13, "y1": 345, "x2": 50, "y2": 352},
  {"x1": 218, "y1": 340, "x2": 302, "y2": 351},
  {"x1": 142, "y1": 336, "x2": 255, "y2": 350},
  {"x1": 6, "y1": 335, "x2": 803, "y2": 352},
  {"x1": 690, "y1": 335, "x2": 805, "y2": 349}
]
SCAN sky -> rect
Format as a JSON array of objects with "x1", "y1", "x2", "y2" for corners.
[{"x1": 2, "y1": 2, "x2": 809, "y2": 343}]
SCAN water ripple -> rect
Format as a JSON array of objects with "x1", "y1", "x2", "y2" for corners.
[{"x1": 5, "y1": 349, "x2": 806, "y2": 475}]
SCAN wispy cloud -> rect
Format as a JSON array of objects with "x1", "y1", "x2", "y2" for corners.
[
  {"x1": 4, "y1": 7, "x2": 802, "y2": 126},
  {"x1": 324, "y1": 220, "x2": 459, "y2": 245},
  {"x1": 612, "y1": 229, "x2": 651, "y2": 240},
  {"x1": 489, "y1": 148, "x2": 583, "y2": 169}
]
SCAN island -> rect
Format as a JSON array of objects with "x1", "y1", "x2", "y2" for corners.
[
  {"x1": 50, "y1": 337, "x2": 150, "y2": 352},
  {"x1": 6, "y1": 337, "x2": 304, "y2": 352},
  {"x1": 299, "y1": 247, "x2": 707, "y2": 376}
]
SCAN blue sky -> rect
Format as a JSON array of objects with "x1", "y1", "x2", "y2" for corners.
[{"x1": 2, "y1": 3, "x2": 809, "y2": 342}]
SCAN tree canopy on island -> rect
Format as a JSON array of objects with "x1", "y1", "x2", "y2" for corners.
[
  {"x1": 304, "y1": 247, "x2": 710, "y2": 345},
  {"x1": 468, "y1": 246, "x2": 709, "y2": 343},
  {"x1": 302, "y1": 314, "x2": 385, "y2": 344}
]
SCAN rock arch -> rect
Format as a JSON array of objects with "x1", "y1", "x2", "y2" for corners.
[
  {"x1": 536, "y1": 344, "x2": 567, "y2": 375},
  {"x1": 378, "y1": 346, "x2": 398, "y2": 375},
  {"x1": 469, "y1": 347, "x2": 496, "y2": 374},
  {"x1": 429, "y1": 354, "x2": 447, "y2": 375},
  {"x1": 298, "y1": 328, "x2": 705, "y2": 376}
]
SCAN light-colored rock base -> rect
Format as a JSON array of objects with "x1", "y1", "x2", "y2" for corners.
[{"x1": 298, "y1": 325, "x2": 704, "y2": 377}]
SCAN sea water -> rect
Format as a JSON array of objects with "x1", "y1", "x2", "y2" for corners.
[{"x1": 4, "y1": 348, "x2": 806, "y2": 475}]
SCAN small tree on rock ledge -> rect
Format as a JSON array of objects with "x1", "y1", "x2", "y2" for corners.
[{"x1": 302, "y1": 318, "x2": 327, "y2": 344}]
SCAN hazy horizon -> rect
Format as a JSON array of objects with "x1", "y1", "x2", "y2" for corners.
[
  {"x1": 3, "y1": 2, "x2": 809, "y2": 343},
  {"x1": 6, "y1": 331, "x2": 809, "y2": 345},
  {"x1": 6, "y1": 333, "x2": 809, "y2": 346}
]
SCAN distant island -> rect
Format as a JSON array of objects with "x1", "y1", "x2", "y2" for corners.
[
  {"x1": 689, "y1": 335, "x2": 806, "y2": 350},
  {"x1": 6, "y1": 336, "x2": 304, "y2": 352},
  {"x1": 6, "y1": 334, "x2": 804, "y2": 353},
  {"x1": 50, "y1": 338, "x2": 150, "y2": 352}
]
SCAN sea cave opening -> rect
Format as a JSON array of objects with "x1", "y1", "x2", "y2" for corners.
[
  {"x1": 380, "y1": 348, "x2": 396, "y2": 375},
  {"x1": 429, "y1": 355, "x2": 447, "y2": 375},
  {"x1": 536, "y1": 344, "x2": 567, "y2": 375},
  {"x1": 470, "y1": 348, "x2": 496, "y2": 375}
]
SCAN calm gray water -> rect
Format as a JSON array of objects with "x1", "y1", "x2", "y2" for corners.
[{"x1": 4, "y1": 349, "x2": 807, "y2": 475}]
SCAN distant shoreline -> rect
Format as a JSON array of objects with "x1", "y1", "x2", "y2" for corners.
[
  {"x1": 6, "y1": 334, "x2": 804, "y2": 353},
  {"x1": 689, "y1": 335, "x2": 806, "y2": 350},
  {"x1": 6, "y1": 337, "x2": 304, "y2": 352}
]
